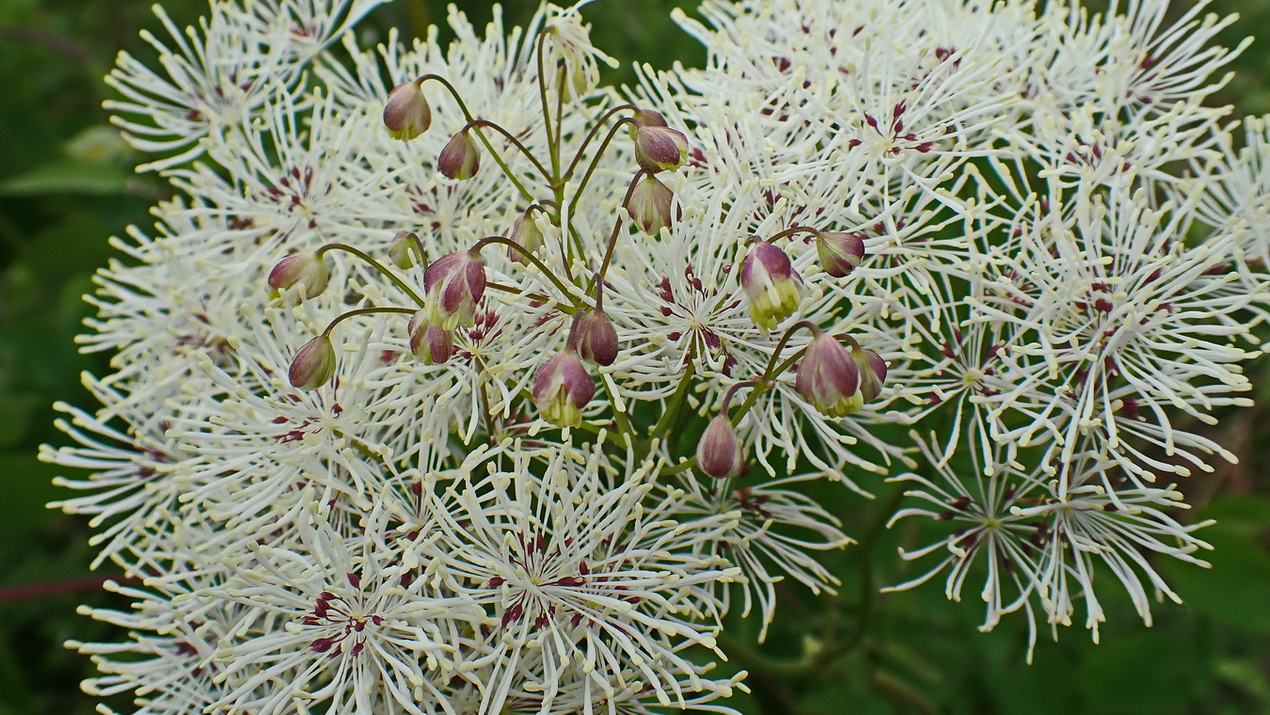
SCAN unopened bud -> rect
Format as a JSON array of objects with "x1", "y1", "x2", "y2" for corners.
[
  {"x1": 696, "y1": 415, "x2": 743, "y2": 479},
  {"x1": 852, "y1": 345, "x2": 887, "y2": 403},
  {"x1": 268, "y1": 251, "x2": 330, "y2": 301},
  {"x1": 289, "y1": 335, "x2": 336, "y2": 389},
  {"x1": 408, "y1": 310, "x2": 453, "y2": 365},
  {"x1": 532, "y1": 348, "x2": 595, "y2": 427},
  {"x1": 423, "y1": 249, "x2": 486, "y2": 329},
  {"x1": 508, "y1": 211, "x2": 545, "y2": 264},
  {"x1": 626, "y1": 175, "x2": 676, "y2": 235},
  {"x1": 438, "y1": 129, "x2": 481, "y2": 180},
  {"x1": 388, "y1": 231, "x2": 424, "y2": 269},
  {"x1": 740, "y1": 242, "x2": 803, "y2": 330},
  {"x1": 633, "y1": 125, "x2": 688, "y2": 173},
  {"x1": 574, "y1": 308, "x2": 618, "y2": 366},
  {"x1": 632, "y1": 108, "x2": 669, "y2": 127},
  {"x1": 383, "y1": 81, "x2": 431, "y2": 141},
  {"x1": 796, "y1": 330, "x2": 863, "y2": 417},
  {"x1": 816, "y1": 231, "x2": 866, "y2": 278}
]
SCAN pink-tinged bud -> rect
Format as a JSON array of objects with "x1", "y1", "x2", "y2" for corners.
[
  {"x1": 407, "y1": 310, "x2": 453, "y2": 365},
  {"x1": 633, "y1": 125, "x2": 688, "y2": 173},
  {"x1": 625, "y1": 175, "x2": 676, "y2": 235},
  {"x1": 852, "y1": 346, "x2": 887, "y2": 403},
  {"x1": 438, "y1": 129, "x2": 481, "y2": 180},
  {"x1": 289, "y1": 335, "x2": 336, "y2": 389},
  {"x1": 740, "y1": 242, "x2": 804, "y2": 330},
  {"x1": 383, "y1": 81, "x2": 431, "y2": 140},
  {"x1": 816, "y1": 231, "x2": 866, "y2": 278},
  {"x1": 697, "y1": 415, "x2": 743, "y2": 479},
  {"x1": 388, "y1": 230, "x2": 424, "y2": 269},
  {"x1": 507, "y1": 211, "x2": 545, "y2": 265},
  {"x1": 423, "y1": 249, "x2": 486, "y2": 329},
  {"x1": 796, "y1": 330, "x2": 863, "y2": 417},
  {"x1": 632, "y1": 108, "x2": 669, "y2": 127},
  {"x1": 574, "y1": 308, "x2": 618, "y2": 366},
  {"x1": 532, "y1": 349, "x2": 595, "y2": 427},
  {"x1": 268, "y1": 251, "x2": 330, "y2": 301}
]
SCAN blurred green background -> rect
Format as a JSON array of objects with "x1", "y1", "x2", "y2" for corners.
[{"x1": 1, "y1": 0, "x2": 1268, "y2": 713}]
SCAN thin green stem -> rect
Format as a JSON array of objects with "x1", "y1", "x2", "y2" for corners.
[
  {"x1": 732, "y1": 321, "x2": 819, "y2": 421},
  {"x1": 597, "y1": 171, "x2": 645, "y2": 281},
  {"x1": 536, "y1": 30, "x2": 557, "y2": 180},
  {"x1": 650, "y1": 347, "x2": 696, "y2": 438},
  {"x1": 565, "y1": 117, "x2": 639, "y2": 220},
  {"x1": 315, "y1": 243, "x2": 426, "y2": 306},
  {"x1": 561, "y1": 103, "x2": 637, "y2": 182},
  {"x1": 320, "y1": 306, "x2": 416, "y2": 337},
  {"x1": 463, "y1": 119, "x2": 551, "y2": 181},
  {"x1": 472, "y1": 235, "x2": 580, "y2": 308}
]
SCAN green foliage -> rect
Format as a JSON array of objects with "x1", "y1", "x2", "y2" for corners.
[{"x1": 2, "y1": 0, "x2": 1268, "y2": 714}]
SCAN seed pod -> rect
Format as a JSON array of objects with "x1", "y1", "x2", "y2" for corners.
[
  {"x1": 268, "y1": 251, "x2": 330, "y2": 301},
  {"x1": 289, "y1": 335, "x2": 336, "y2": 389},
  {"x1": 625, "y1": 174, "x2": 676, "y2": 235},
  {"x1": 383, "y1": 81, "x2": 431, "y2": 140},
  {"x1": 438, "y1": 129, "x2": 481, "y2": 180},
  {"x1": 740, "y1": 242, "x2": 803, "y2": 330},
  {"x1": 696, "y1": 415, "x2": 743, "y2": 479},
  {"x1": 423, "y1": 250, "x2": 486, "y2": 329},
  {"x1": 795, "y1": 330, "x2": 863, "y2": 416},
  {"x1": 815, "y1": 231, "x2": 866, "y2": 278},
  {"x1": 633, "y1": 125, "x2": 689, "y2": 173},
  {"x1": 532, "y1": 349, "x2": 595, "y2": 427}
]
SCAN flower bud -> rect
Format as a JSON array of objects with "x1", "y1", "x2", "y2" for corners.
[
  {"x1": 423, "y1": 249, "x2": 486, "y2": 329},
  {"x1": 532, "y1": 348, "x2": 595, "y2": 427},
  {"x1": 740, "y1": 242, "x2": 803, "y2": 330},
  {"x1": 407, "y1": 310, "x2": 453, "y2": 365},
  {"x1": 632, "y1": 108, "x2": 669, "y2": 127},
  {"x1": 696, "y1": 415, "x2": 743, "y2": 479},
  {"x1": 852, "y1": 346, "x2": 887, "y2": 403},
  {"x1": 507, "y1": 211, "x2": 545, "y2": 264},
  {"x1": 438, "y1": 129, "x2": 481, "y2": 180},
  {"x1": 268, "y1": 251, "x2": 330, "y2": 301},
  {"x1": 574, "y1": 307, "x2": 618, "y2": 366},
  {"x1": 795, "y1": 330, "x2": 863, "y2": 417},
  {"x1": 383, "y1": 81, "x2": 431, "y2": 140},
  {"x1": 388, "y1": 231, "x2": 423, "y2": 269},
  {"x1": 633, "y1": 125, "x2": 688, "y2": 173},
  {"x1": 625, "y1": 174, "x2": 676, "y2": 235},
  {"x1": 289, "y1": 335, "x2": 336, "y2": 389},
  {"x1": 815, "y1": 231, "x2": 866, "y2": 278}
]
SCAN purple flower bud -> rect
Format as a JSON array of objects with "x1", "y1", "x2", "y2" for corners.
[
  {"x1": 853, "y1": 346, "x2": 887, "y2": 403},
  {"x1": 795, "y1": 330, "x2": 863, "y2": 416},
  {"x1": 632, "y1": 108, "x2": 669, "y2": 127},
  {"x1": 633, "y1": 125, "x2": 689, "y2": 173},
  {"x1": 816, "y1": 231, "x2": 866, "y2": 278},
  {"x1": 507, "y1": 211, "x2": 545, "y2": 264},
  {"x1": 532, "y1": 349, "x2": 595, "y2": 427},
  {"x1": 388, "y1": 231, "x2": 424, "y2": 269},
  {"x1": 574, "y1": 308, "x2": 619, "y2": 366},
  {"x1": 625, "y1": 174, "x2": 676, "y2": 235},
  {"x1": 423, "y1": 249, "x2": 486, "y2": 329},
  {"x1": 408, "y1": 310, "x2": 453, "y2": 365},
  {"x1": 268, "y1": 251, "x2": 330, "y2": 301},
  {"x1": 383, "y1": 81, "x2": 431, "y2": 141},
  {"x1": 438, "y1": 129, "x2": 481, "y2": 180},
  {"x1": 740, "y1": 242, "x2": 803, "y2": 330},
  {"x1": 696, "y1": 415, "x2": 743, "y2": 479},
  {"x1": 289, "y1": 335, "x2": 336, "y2": 389}
]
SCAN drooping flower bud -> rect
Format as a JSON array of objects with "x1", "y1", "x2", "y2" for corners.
[
  {"x1": 407, "y1": 310, "x2": 453, "y2": 365},
  {"x1": 796, "y1": 330, "x2": 863, "y2": 417},
  {"x1": 438, "y1": 129, "x2": 481, "y2": 180},
  {"x1": 289, "y1": 335, "x2": 336, "y2": 389},
  {"x1": 625, "y1": 174, "x2": 676, "y2": 235},
  {"x1": 532, "y1": 348, "x2": 595, "y2": 427},
  {"x1": 423, "y1": 249, "x2": 486, "y2": 329},
  {"x1": 740, "y1": 242, "x2": 803, "y2": 330},
  {"x1": 574, "y1": 307, "x2": 618, "y2": 366},
  {"x1": 632, "y1": 108, "x2": 669, "y2": 127},
  {"x1": 268, "y1": 251, "x2": 330, "y2": 301},
  {"x1": 507, "y1": 210, "x2": 545, "y2": 265},
  {"x1": 852, "y1": 345, "x2": 887, "y2": 403},
  {"x1": 388, "y1": 230, "x2": 424, "y2": 269},
  {"x1": 815, "y1": 231, "x2": 866, "y2": 278},
  {"x1": 383, "y1": 81, "x2": 431, "y2": 141},
  {"x1": 696, "y1": 415, "x2": 743, "y2": 479},
  {"x1": 633, "y1": 125, "x2": 689, "y2": 174}
]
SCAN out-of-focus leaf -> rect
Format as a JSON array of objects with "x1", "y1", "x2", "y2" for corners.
[
  {"x1": 0, "y1": 161, "x2": 132, "y2": 196},
  {"x1": 1075, "y1": 630, "x2": 1197, "y2": 715},
  {"x1": 0, "y1": 455, "x2": 61, "y2": 535},
  {"x1": 1161, "y1": 500, "x2": 1270, "y2": 633}
]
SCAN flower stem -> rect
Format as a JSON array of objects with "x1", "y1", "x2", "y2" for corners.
[{"x1": 315, "y1": 243, "x2": 426, "y2": 306}]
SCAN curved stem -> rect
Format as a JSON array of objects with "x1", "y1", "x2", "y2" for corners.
[
  {"x1": 472, "y1": 235, "x2": 580, "y2": 308},
  {"x1": 462, "y1": 119, "x2": 552, "y2": 180},
  {"x1": 315, "y1": 243, "x2": 426, "y2": 306},
  {"x1": 731, "y1": 321, "x2": 820, "y2": 422},
  {"x1": 561, "y1": 103, "x2": 637, "y2": 182},
  {"x1": 535, "y1": 29, "x2": 557, "y2": 180},
  {"x1": 767, "y1": 225, "x2": 821, "y2": 243},
  {"x1": 321, "y1": 306, "x2": 416, "y2": 337},
  {"x1": 566, "y1": 117, "x2": 640, "y2": 220},
  {"x1": 650, "y1": 345, "x2": 696, "y2": 438},
  {"x1": 597, "y1": 171, "x2": 646, "y2": 281}
]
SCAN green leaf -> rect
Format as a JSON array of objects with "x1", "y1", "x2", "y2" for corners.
[{"x1": 0, "y1": 161, "x2": 132, "y2": 196}]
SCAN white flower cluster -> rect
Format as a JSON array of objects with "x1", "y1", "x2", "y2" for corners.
[{"x1": 42, "y1": 0, "x2": 1269, "y2": 711}]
